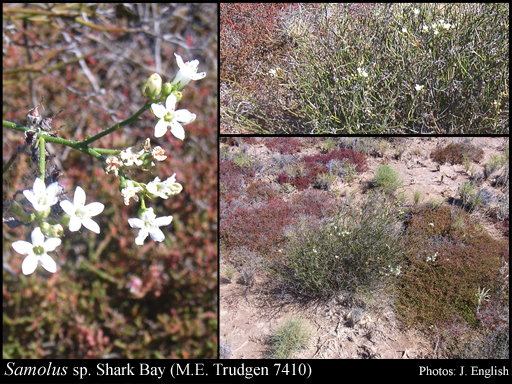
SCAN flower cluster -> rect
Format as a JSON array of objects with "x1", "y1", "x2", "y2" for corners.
[
  {"x1": 8, "y1": 53, "x2": 205, "y2": 275},
  {"x1": 11, "y1": 178, "x2": 104, "y2": 275},
  {"x1": 421, "y1": 19, "x2": 455, "y2": 35}
]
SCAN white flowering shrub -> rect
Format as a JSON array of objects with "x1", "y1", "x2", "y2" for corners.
[{"x1": 271, "y1": 193, "x2": 405, "y2": 298}]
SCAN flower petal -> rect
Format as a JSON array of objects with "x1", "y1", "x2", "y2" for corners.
[
  {"x1": 31, "y1": 227, "x2": 45, "y2": 246},
  {"x1": 12, "y1": 240, "x2": 34, "y2": 256},
  {"x1": 60, "y1": 200, "x2": 76, "y2": 215},
  {"x1": 21, "y1": 255, "x2": 39, "y2": 275},
  {"x1": 85, "y1": 202, "x2": 104, "y2": 217},
  {"x1": 149, "y1": 227, "x2": 165, "y2": 242},
  {"x1": 73, "y1": 186, "x2": 86, "y2": 207},
  {"x1": 151, "y1": 103, "x2": 166, "y2": 119},
  {"x1": 128, "y1": 218, "x2": 144, "y2": 229},
  {"x1": 154, "y1": 119, "x2": 169, "y2": 138},
  {"x1": 68, "y1": 216, "x2": 82, "y2": 232},
  {"x1": 135, "y1": 229, "x2": 149, "y2": 245},
  {"x1": 82, "y1": 218, "x2": 100, "y2": 234},
  {"x1": 44, "y1": 238, "x2": 62, "y2": 252},
  {"x1": 155, "y1": 215, "x2": 173, "y2": 227},
  {"x1": 33, "y1": 178, "x2": 46, "y2": 195},
  {"x1": 39, "y1": 254, "x2": 57, "y2": 273},
  {"x1": 175, "y1": 110, "x2": 196, "y2": 124},
  {"x1": 169, "y1": 121, "x2": 185, "y2": 140},
  {"x1": 165, "y1": 94, "x2": 177, "y2": 111}
]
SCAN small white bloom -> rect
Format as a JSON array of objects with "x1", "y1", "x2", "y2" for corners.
[
  {"x1": 415, "y1": 84, "x2": 424, "y2": 91},
  {"x1": 105, "y1": 156, "x2": 124, "y2": 176},
  {"x1": 268, "y1": 68, "x2": 277, "y2": 77},
  {"x1": 60, "y1": 186, "x2": 104, "y2": 234},
  {"x1": 128, "y1": 207, "x2": 173, "y2": 245},
  {"x1": 357, "y1": 67, "x2": 368, "y2": 78},
  {"x1": 12, "y1": 227, "x2": 61, "y2": 275},
  {"x1": 151, "y1": 146, "x2": 167, "y2": 161},
  {"x1": 413, "y1": 8, "x2": 420, "y2": 15},
  {"x1": 23, "y1": 178, "x2": 60, "y2": 212},
  {"x1": 146, "y1": 174, "x2": 183, "y2": 199},
  {"x1": 171, "y1": 53, "x2": 206, "y2": 90},
  {"x1": 151, "y1": 94, "x2": 196, "y2": 140},
  {"x1": 120, "y1": 146, "x2": 144, "y2": 166},
  {"x1": 121, "y1": 180, "x2": 143, "y2": 206},
  {"x1": 429, "y1": 222, "x2": 434, "y2": 227},
  {"x1": 434, "y1": 29, "x2": 439, "y2": 36},
  {"x1": 422, "y1": 25, "x2": 429, "y2": 33},
  {"x1": 443, "y1": 22, "x2": 451, "y2": 30},
  {"x1": 402, "y1": 27, "x2": 408, "y2": 33},
  {"x1": 313, "y1": 249, "x2": 317, "y2": 253}
]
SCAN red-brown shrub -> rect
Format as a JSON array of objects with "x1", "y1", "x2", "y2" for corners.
[{"x1": 265, "y1": 137, "x2": 303, "y2": 154}]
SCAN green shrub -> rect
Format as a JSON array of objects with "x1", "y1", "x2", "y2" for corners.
[
  {"x1": 373, "y1": 164, "x2": 403, "y2": 195},
  {"x1": 271, "y1": 194, "x2": 405, "y2": 298}
]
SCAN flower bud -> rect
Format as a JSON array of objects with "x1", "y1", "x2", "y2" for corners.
[
  {"x1": 160, "y1": 82, "x2": 173, "y2": 99},
  {"x1": 142, "y1": 73, "x2": 162, "y2": 100}
]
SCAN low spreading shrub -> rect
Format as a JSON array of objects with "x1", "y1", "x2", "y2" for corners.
[
  {"x1": 271, "y1": 194, "x2": 405, "y2": 298},
  {"x1": 397, "y1": 204, "x2": 508, "y2": 329},
  {"x1": 264, "y1": 137, "x2": 303, "y2": 154},
  {"x1": 430, "y1": 142, "x2": 484, "y2": 165}
]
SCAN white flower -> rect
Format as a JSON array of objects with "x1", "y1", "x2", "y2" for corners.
[
  {"x1": 120, "y1": 146, "x2": 144, "y2": 166},
  {"x1": 429, "y1": 222, "x2": 434, "y2": 227},
  {"x1": 422, "y1": 25, "x2": 429, "y2": 33},
  {"x1": 171, "y1": 53, "x2": 206, "y2": 90},
  {"x1": 60, "y1": 186, "x2": 104, "y2": 234},
  {"x1": 341, "y1": 230, "x2": 351, "y2": 237},
  {"x1": 151, "y1": 94, "x2": 196, "y2": 140},
  {"x1": 434, "y1": 29, "x2": 439, "y2": 36},
  {"x1": 146, "y1": 174, "x2": 183, "y2": 199},
  {"x1": 12, "y1": 227, "x2": 61, "y2": 275},
  {"x1": 357, "y1": 67, "x2": 368, "y2": 78},
  {"x1": 442, "y1": 22, "x2": 452, "y2": 30},
  {"x1": 413, "y1": 8, "x2": 420, "y2": 15},
  {"x1": 151, "y1": 146, "x2": 167, "y2": 161},
  {"x1": 415, "y1": 84, "x2": 424, "y2": 91},
  {"x1": 128, "y1": 207, "x2": 173, "y2": 245},
  {"x1": 105, "y1": 156, "x2": 124, "y2": 176},
  {"x1": 23, "y1": 178, "x2": 60, "y2": 212},
  {"x1": 121, "y1": 180, "x2": 143, "y2": 205},
  {"x1": 402, "y1": 27, "x2": 408, "y2": 33}
]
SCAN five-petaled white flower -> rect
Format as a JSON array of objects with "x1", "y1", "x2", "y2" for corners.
[
  {"x1": 151, "y1": 94, "x2": 196, "y2": 140},
  {"x1": 171, "y1": 53, "x2": 206, "y2": 90},
  {"x1": 60, "y1": 186, "x2": 104, "y2": 234},
  {"x1": 415, "y1": 84, "x2": 425, "y2": 91},
  {"x1": 23, "y1": 177, "x2": 60, "y2": 212},
  {"x1": 121, "y1": 180, "x2": 143, "y2": 205},
  {"x1": 128, "y1": 207, "x2": 173, "y2": 245},
  {"x1": 146, "y1": 174, "x2": 183, "y2": 199},
  {"x1": 120, "y1": 146, "x2": 144, "y2": 166},
  {"x1": 12, "y1": 227, "x2": 61, "y2": 275}
]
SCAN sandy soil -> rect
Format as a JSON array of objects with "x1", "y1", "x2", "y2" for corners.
[{"x1": 220, "y1": 137, "x2": 508, "y2": 359}]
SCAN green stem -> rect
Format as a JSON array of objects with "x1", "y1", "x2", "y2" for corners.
[
  {"x1": 38, "y1": 136, "x2": 45, "y2": 180},
  {"x1": 81, "y1": 102, "x2": 152, "y2": 146}
]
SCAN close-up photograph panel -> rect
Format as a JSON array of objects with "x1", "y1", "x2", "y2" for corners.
[{"x1": 3, "y1": 3, "x2": 217, "y2": 360}]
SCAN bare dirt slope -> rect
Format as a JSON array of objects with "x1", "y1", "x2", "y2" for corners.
[{"x1": 220, "y1": 137, "x2": 508, "y2": 359}]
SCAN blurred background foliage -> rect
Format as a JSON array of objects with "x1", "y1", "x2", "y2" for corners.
[{"x1": 3, "y1": 3, "x2": 217, "y2": 358}]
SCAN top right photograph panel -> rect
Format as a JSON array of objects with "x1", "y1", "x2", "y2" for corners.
[{"x1": 220, "y1": 3, "x2": 509, "y2": 135}]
